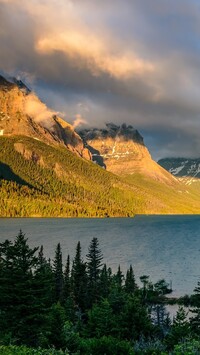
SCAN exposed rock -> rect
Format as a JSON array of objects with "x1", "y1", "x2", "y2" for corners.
[
  {"x1": 158, "y1": 157, "x2": 200, "y2": 185},
  {"x1": 0, "y1": 75, "x2": 91, "y2": 160},
  {"x1": 14, "y1": 142, "x2": 45, "y2": 167},
  {"x1": 79, "y1": 123, "x2": 176, "y2": 183}
]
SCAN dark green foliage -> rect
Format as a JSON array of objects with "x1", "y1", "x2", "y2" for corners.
[
  {"x1": 53, "y1": 243, "x2": 64, "y2": 303},
  {"x1": 2, "y1": 231, "x2": 200, "y2": 354},
  {"x1": 0, "y1": 231, "x2": 42, "y2": 346},
  {"x1": 47, "y1": 303, "x2": 67, "y2": 349},
  {"x1": 172, "y1": 338, "x2": 200, "y2": 354},
  {"x1": 79, "y1": 336, "x2": 135, "y2": 355},
  {"x1": 86, "y1": 299, "x2": 114, "y2": 338},
  {"x1": 119, "y1": 295, "x2": 153, "y2": 340},
  {"x1": 0, "y1": 345, "x2": 67, "y2": 354},
  {"x1": 134, "y1": 337, "x2": 167, "y2": 354},
  {"x1": 71, "y1": 242, "x2": 88, "y2": 312},
  {"x1": 125, "y1": 265, "x2": 137, "y2": 294},
  {"x1": 165, "y1": 306, "x2": 190, "y2": 350},
  {"x1": 99, "y1": 264, "x2": 112, "y2": 298},
  {"x1": 86, "y1": 237, "x2": 103, "y2": 306},
  {"x1": 63, "y1": 255, "x2": 71, "y2": 301},
  {"x1": 113, "y1": 265, "x2": 124, "y2": 290}
]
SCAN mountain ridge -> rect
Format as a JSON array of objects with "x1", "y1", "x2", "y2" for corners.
[
  {"x1": 1, "y1": 74, "x2": 200, "y2": 216},
  {"x1": 79, "y1": 123, "x2": 176, "y2": 185},
  {"x1": 0, "y1": 75, "x2": 90, "y2": 160},
  {"x1": 158, "y1": 157, "x2": 200, "y2": 187}
]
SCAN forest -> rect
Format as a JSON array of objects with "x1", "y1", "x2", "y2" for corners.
[{"x1": 1, "y1": 231, "x2": 200, "y2": 354}]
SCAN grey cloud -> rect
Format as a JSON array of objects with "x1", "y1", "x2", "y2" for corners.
[{"x1": 1, "y1": 0, "x2": 200, "y2": 159}]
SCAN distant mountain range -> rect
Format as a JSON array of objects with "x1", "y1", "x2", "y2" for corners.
[
  {"x1": 158, "y1": 158, "x2": 200, "y2": 180},
  {"x1": 1, "y1": 74, "x2": 200, "y2": 216}
]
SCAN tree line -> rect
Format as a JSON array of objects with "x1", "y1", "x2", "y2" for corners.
[{"x1": 1, "y1": 231, "x2": 200, "y2": 354}]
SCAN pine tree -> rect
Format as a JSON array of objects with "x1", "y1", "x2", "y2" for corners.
[
  {"x1": 99, "y1": 264, "x2": 111, "y2": 299},
  {"x1": 125, "y1": 265, "x2": 137, "y2": 294},
  {"x1": 63, "y1": 255, "x2": 76, "y2": 321},
  {"x1": 63, "y1": 254, "x2": 71, "y2": 301},
  {"x1": 190, "y1": 281, "x2": 200, "y2": 335},
  {"x1": 114, "y1": 265, "x2": 124, "y2": 290},
  {"x1": 53, "y1": 243, "x2": 64, "y2": 303},
  {"x1": 48, "y1": 302, "x2": 67, "y2": 349},
  {"x1": 0, "y1": 230, "x2": 40, "y2": 345},
  {"x1": 166, "y1": 306, "x2": 189, "y2": 349},
  {"x1": 33, "y1": 246, "x2": 54, "y2": 346},
  {"x1": 71, "y1": 241, "x2": 87, "y2": 312},
  {"x1": 86, "y1": 237, "x2": 103, "y2": 306}
]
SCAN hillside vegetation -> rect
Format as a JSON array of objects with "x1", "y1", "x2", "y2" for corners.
[
  {"x1": 0, "y1": 136, "x2": 144, "y2": 217},
  {"x1": 0, "y1": 136, "x2": 200, "y2": 216}
]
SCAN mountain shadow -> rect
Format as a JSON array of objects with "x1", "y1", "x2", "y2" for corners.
[
  {"x1": 0, "y1": 162, "x2": 34, "y2": 188},
  {"x1": 86, "y1": 144, "x2": 106, "y2": 168}
]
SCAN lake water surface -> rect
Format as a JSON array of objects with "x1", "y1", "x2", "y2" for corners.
[{"x1": 0, "y1": 215, "x2": 200, "y2": 297}]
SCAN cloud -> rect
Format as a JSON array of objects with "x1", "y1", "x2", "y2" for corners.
[
  {"x1": 1, "y1": 0, "x2": 200, "y2": 158},
  {"x1": 36, "y1": 31, "x2": 154, "y2": 79},
  {"x1": 24, "y1": 93, "x2": 57, "y2": 130},
  {"x1": 72, "y1": 114, "x2": 87, "y2": 129}
]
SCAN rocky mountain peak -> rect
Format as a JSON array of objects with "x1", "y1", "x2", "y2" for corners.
[
  {"x1": 158, "y1": 157, "x2": 200, "y2": 184},
  {"x1": 79, "y1": 123, "x2": 174, "y2": 183},
  {"x1": 0, "y1": 75, "x2": 14, "y2": 89},
  {"x1": 0, "y1": 74, "x2": 91, "y2": 160},
  {"x1": 11, "y1": 77, "x2": 31, "y2": 94},
  {"x1": 80, "y1": 123, "x2": 144, "y2": 144}
]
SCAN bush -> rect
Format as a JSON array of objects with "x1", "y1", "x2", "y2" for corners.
[
  {"x1": 79, "y1": 336, "x2": 134, "y2": 355},
  {"x1": 0, "y1": 345, "x2": 68, "y2": 355}
]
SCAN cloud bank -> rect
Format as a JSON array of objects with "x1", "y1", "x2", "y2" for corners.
[{"x1": 1, "y1": 0, "x2": 200, "y2": 159}]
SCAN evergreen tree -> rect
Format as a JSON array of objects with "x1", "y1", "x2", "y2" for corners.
[
  {"x1": 120, "y1": 295, "x2": 152, "y2": 340},
  {"x1": 86, "y1": 237, "x2": 103, "y2": 306},
  {"x1": 166, "y1": 306, "x2": 190, "y2": 349},
  {"x1": 0, "y1": 231, "x2": 40, "y2": 345},
  {"x1": 140, "y1": 275, "x2": 150, "y2": 301},
  {"x1": 48, "y1": 303, "x2": 67, "y2": 349},
  {"x1": 71, "y1": 241, "x2": 87, "y2": 312},
  {"x1": 99, "y1": 264, "x2": 111, "y2": 299},
  {"x1": 114, "y1": 265, "x2": 124, "y2": 290},
  {"x1": 53, "y1": 243, "x2": 64, "y2": 303},
  {"x1": 86, "y1": 299, "x2": 114, "y2": 338},
  {"x1": 63, "y1": 254, "x2": 71, "y2": 301},
  {"x1": 63, "y1": 255, "x2": 76, "y2": 322},
  {"x1": 190, "y1": 281, "x2": 200, "y2": 335},
  {"x1": 33, "y1": 246, "x2": 54, "y2": 346},
  {"x1": 125, "y1": 265, "x2": 137, "y2": 294}
]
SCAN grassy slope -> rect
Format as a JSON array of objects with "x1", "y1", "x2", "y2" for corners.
[
  {"x1": 124, "y1": 173, "x2": 200, "y2": 214},
  {"x1": 0, "y1": 136, "x2": 200, "y2": 217}
]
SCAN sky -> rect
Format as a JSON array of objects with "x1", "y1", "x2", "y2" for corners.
[{"x1": 1, "y1": 0, "x2": 200, "y2": 160}]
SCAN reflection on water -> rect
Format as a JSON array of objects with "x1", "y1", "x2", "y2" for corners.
[{"x1": 0, "y1": 215, "x2": 200, "y2": 296}]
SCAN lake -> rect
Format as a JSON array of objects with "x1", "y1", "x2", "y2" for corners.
[{"x1": 0, "y1": 215, "x2": 200, "y2": 297}]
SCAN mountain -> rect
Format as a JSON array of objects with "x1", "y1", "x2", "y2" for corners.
[
  {"x1": 158, "y1": 157, "x2": 200, "y2": 187},
  {"x1": 79, "y1": 123, "x2": 176, "y2": 184},
  {"x1": 0, "y1": 75, "x2": 90, "y2": 159},
  {"x1": 1, "y1": 74, "x2": 200, "y2": 216}
]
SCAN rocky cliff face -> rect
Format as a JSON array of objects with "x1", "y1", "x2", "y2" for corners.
[
  {"x1": 79, "y1": 123, "x2": 175, "y2": 183},
  {"x1": 0, "y1": 75, "x2": 90, "y2": 160}
]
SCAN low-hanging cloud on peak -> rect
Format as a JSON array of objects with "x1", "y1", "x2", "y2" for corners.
[
  {"x1": 24, "y1": 93, "x2": 57, "y2": 130},
  {"x1": 72, "y1": 114, "x2": 87, "y2": 129}
]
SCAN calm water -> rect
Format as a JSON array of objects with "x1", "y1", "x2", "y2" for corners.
[{"x1": 0, "y1": 215, "x2": 200, "y2": 297}]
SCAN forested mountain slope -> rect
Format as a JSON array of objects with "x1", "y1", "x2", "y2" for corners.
[
  {"x1": 1, "y1": 75, "x2": 200, "y2": 215},
  {"x1": 1, "y1": 136, "x2": 200, "y2": 216}
]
